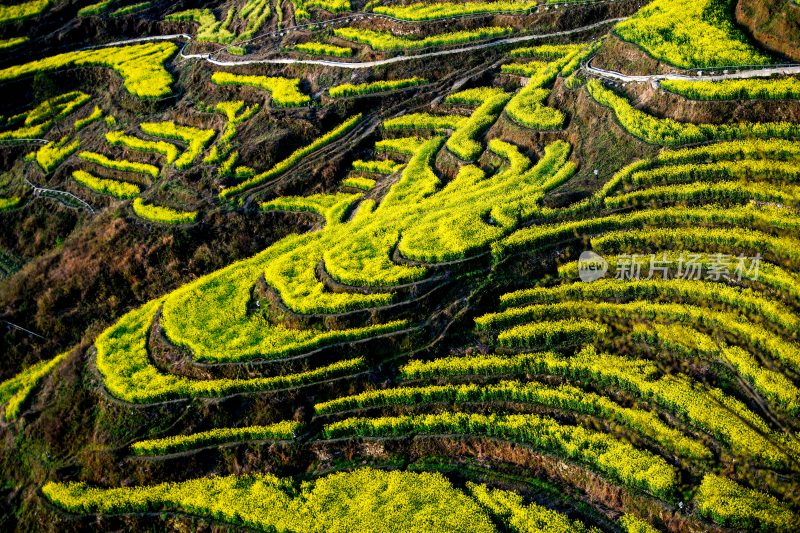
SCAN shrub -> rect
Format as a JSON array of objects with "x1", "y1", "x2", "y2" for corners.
[
  {"x1": 132, "y1": 198, "x2": 197, "y2": 224},
  {"x1": 329, "y1": 77, "x2": 427, "y2": 98},
  {"x1": 79, "y1": 151, "x2": 159, "y2": 178},
  {"x1": 0, "y1": 42, "x2": 177, "y2": 98},
  {"x1": 73, "y1": 170, "x2": 140, "y2": 199},
  {"x1": 333, "y1": 26, "x2": 513, "y2": 52},
  {"x1": 211, "y1": 72, "x2": 310, "y2": 107}
]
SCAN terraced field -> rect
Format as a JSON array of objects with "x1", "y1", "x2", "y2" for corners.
[{"x1": 0, "y1": 0, "x2": 799, "y2": 531}]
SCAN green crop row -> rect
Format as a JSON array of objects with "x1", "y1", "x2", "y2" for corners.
[
  {"x1": 106, "y1": 130, "x2": 179, "y2": 164},
  {"x1": 501, "y1": 60, "x2": 546, "y2": 77},
  {"x1": 238, "y1": 0, "x2": 271, "y2": 40},
  {"x1": 694, "y1": 474, "x2": 796, "y2": 530},
  {"x1": 323, "y1": 411, "x2": 677, "y2": 497},
  {"x1": 1, "y1": 91, "x2": 90, "y2": 141},
  {"x1": 79, "y1": 151, "x2": 159, "y2": 178},
  {"x1": 661, "y1": 77, "x2": 800, "y2": 101},
  {"x1": 292, "y1": 41, "x2": 352, "y2": 57},
  {"x1": 74, "y1": 106, "x2": 103, "y2": 131},
  {"x1": 634, "y1": 323, "x2": 800, "y2": 415},
  {"x1": 341, "y1": 176, "x2": 376, "y2": 190},
  {"x1": 605, "y1": 181, "x2": 800, "y2": 210},
  {"x1": 78, "y1": 0, "x2": 114, "y2": 16},
  {"x1": 132, "y1": 198, "x2": 197, "y2": 224},
  {"x1": 35, "y1": 136, "x2": 80, "y2": 173},
  {"x1": 261, "y1": 192, "x2": 361, "y2": 226},
  {"x1": 351, "y1": 159, "x2": 401, "y2": 175},
  {"x1": 496, "y1": 319, "x2": 611, "y2": 350},
  {"x1": 495, "y1": 204, "x2": 800, "y2": 258},
  {"x1": 0, "y1": 351, "x2": 66, "y2": 421},
  {"x1": 130, "y1": 420, "x2": 300, "y2": 455},
  {"x1": 43, "y1": 469, "x2": 496, "y2": 531},
  {"x1": 402, "y1": 346, "x2": 792, "y2": 468},
  {"x1": 444, "y1": 86, "x2": 507, "y2": 106},
  {"x1": 603, "y1": 159, "x2": 800, "y2": 198},
  {"x1": 328, "y1": 77, "x2": 427, "y2": 98},
  {"x1": 211, "y1": 72, "x2": 310, "y2": 107},
  {"x1": 467, "y1": 483, "x2": 593, "y2": 533},
  {"x1": 382, "y1": 113, "x2": 466, "y2": 132},
  {"x1": 500, "y1": 278, "x2": 800, "y2": 336},
  {"x1": 0, "y1": 0, "x2": 48, "y2": 24},
  {"x1": 587, "y1": 80, "x2": 800, "y2": 147},
  {"x1": 374, "y1": 1, "x2": 533, "y2": 21},
  {"x1": 614, "y1": 0, "x2": 772, "y2": 68},
  {"x1": 400, "y1": 352, "x2": 550, "y2": 380},
  {"x1": 0, "y1": 37, "x2": 28, "y2": 50},
  {"x1": 0, "y1": 197, "x2": 21, "y2": 211},
  {"x1": 167, "y1": 0, "x2": 269, "y2": 44},
  {"x1": 315, "y1": 379, "x2": 710, "y2": 460},
  {"x1": 139, "y1": 121, "x2": 215, "y2": 169},
  {"x1": 73, "y1": 170, "x2": 140, "y2": 199},
  {"x1": 374, "y1": 136, "x2": 425, "y2": 155},
  {"x1": 332, "y1": 26, "x2": 512, "y2": 52},
  {"x1": 595, "y1": 139, "x2": 800, "y2": 202},
  {"x1": 557, "y1": 251, "x2": 800, "y2": 308},
  {"x1": 502, "y1": 47, "x2": 583, "y2": 131},
  {"x1": 391, "y1": 140, "x2": 570, "y2": 263},
  {"x1": 110, "y1": 2, "x2": 150, "y2": 16},
  {"x1": 292, "y1": 0, "x2": 351, "y2": 19},
  {"x1": 95, "y1": 300, "x2": 370, "y2": 402},
  {"x1": 481, "y1": 295, "x2": 800, "y2": 374},
  {"x1": 592, "y1": 226, "x2": 800, "y2": 271},
  {"x1": 509, "y1": 44, "x2": 584, "y2": 60},
  {"x1": 220, "y1": 114, "x2": 362, "y2": 198},
  {"x1": 166, "y1": 9, "x2": 234, "y2": 43},
  {"x1": 159, "y1": 225, "x2": 407, "y2": 358},
  {"x1": 0, "y1": 42, "x2": 177, "y2": 98},
  {"x1": 446, "y1": 90, "x2": 511, "y2": 161}
]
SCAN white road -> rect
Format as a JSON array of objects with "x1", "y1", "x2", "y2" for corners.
[{"x1": 584, "y1": 58, "x2": 800, "y2": 83}]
